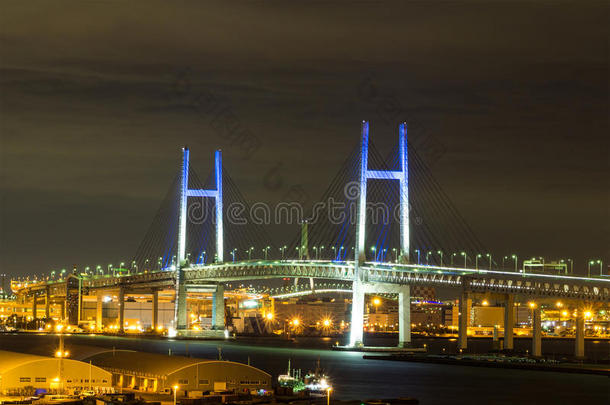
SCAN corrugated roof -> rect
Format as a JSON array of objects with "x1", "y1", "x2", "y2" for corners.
[
  {"x1": 84, "y1": 351, "x2": 269, "y2": 378},
  {"x1": 0, "y1": 350, "x2": 52, "y2": 373}
]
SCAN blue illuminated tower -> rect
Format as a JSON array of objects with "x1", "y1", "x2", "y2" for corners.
[
  {"x1": 349, "y1": 121, "x2": 409, "y2": 347},
  {"x1": 175, "y1": 147, "x2": 223, "y2": 329}
]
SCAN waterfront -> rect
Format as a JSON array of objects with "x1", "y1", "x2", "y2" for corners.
[{"x1": 0, "y1": 334, "x2": 607, "y2": 404}]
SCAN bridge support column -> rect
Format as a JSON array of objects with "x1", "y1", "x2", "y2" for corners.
[
  {"x1": 458, "y1": 292, "x2": 470, "y2": 350},
  {"x1": 152, "y1": 289, "x2": 159, "y2": 331},
  {"x1": 96, "y1": 291, "x2": 103, "y2": 331},
  {"x1": 398, "y1": 285, "x2": 411, "y2": 347},
  {"x1": 575, "y1": 311, "x2": 585, "y2": 359},
  {"x1": 32, "y1": 295, "x2": 38, "y2": 322},
  {"x1": 45, "y1": 287, "x2": 50, "y2": 319},
  {"x1": 349, "y1": 280, "x2": 365, "y2": 347},
  {"x1": 532, "y1": 306, "x2": 541, "y2": 357},
  {"x1": 118, "y1": 287, "x2": 125, "y2": 334},
  {"x1": 59, "y1": 301, "x2": 65, "y2": 322},
  {"x1": 175, "y1": 271, "x2": 188, "y2": 330},
  {"x1": 503, "y1": 294, "x2": 514, "y2": 350},
  {"x1": 212, "y1": 284, "x2": 225, "y2": 330}
]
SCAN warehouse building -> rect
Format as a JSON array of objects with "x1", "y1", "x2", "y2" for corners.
[
  {"x1": 0, "y1": 350, "x2": 112, "y2": 395},
  {"x1": 85, "y1": 350, "x2": 271, "y2": 394}
]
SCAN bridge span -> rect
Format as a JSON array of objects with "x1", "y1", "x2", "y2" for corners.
[{"x1": 9, "y1": 121, "x2": 609, "y2": 360}]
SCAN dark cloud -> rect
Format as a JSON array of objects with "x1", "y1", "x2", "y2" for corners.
[{"x1": 1, "y1": 0, "x2": 608, "y2": 277}]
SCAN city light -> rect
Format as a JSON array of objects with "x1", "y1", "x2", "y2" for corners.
[{"x1": 372, "y1": 297, "x2": 381, "y2": 306}]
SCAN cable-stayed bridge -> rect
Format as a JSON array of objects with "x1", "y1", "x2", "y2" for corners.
[{"x1": 12, "y1": 121, "x2": 609, "y2": 357}]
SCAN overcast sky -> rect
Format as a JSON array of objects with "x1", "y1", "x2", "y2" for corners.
[{"x1": 1, "y1": 1, "x2": 608, "y2": 278}]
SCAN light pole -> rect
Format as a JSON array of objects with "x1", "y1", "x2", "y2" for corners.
[
  {"x1": 511, "y1": 254, "x2": 518, "y2": 273},
  {"x1": 426, "y1": 251, "x2": 432, "y2": 265},
  {"x1": 231, "y1": 249, "x2": 236, "y2": 263},
  {"x1": 327, "y1": 387, "x2": 332, "y2": 405},
  {"x1": 460, "y1": 252, "x2": 468, "y2": 268},
  {"x1": 382, "y1": 248, "x2": 387, "y2": 262},
  {"x1": 313, "y1": 246, "x2": 318, "y2": 260},
  {"x1": 414, "y1": 249, "x2": 421, "y2": 265},
  {"x1": 485, "y1": 253, "x2": 492, "y2": 270},
  {"x1": 371, "y1": 246, "x2": 376, "y2": 261},
  {"x1": 437, "y1": 250, "x2": 443, "y2": 266},
  {"x1": 280, "y1": 245, "x2": 287, "y2": 260},
  {"x1": 331, "y1": 246, "x2": 336, "y2": 260},
  {"x1": 475, "y1": 254, "x2": 482, "y2": 270},
  {"x1": 592, "y1": 259, "x2": 603, "y2": 276},
  {"x1": 392, "y1": 248, "x2": 398, "y2": 263},
  {"x1": 248, "y1": 247, "x2": 254, "y2": 260},
  {"x1": 451, "y1": 253, "x2": 457, "y2": 266},
  {"x1": 263, "y1": 246, "x2": 270, "y2": 260},
  {"x1": 173, "y1": 385, "x2": 178, "y2": 405},
  {"x1": 502, "y1": 256, "x2": 508, "y2": 269}
]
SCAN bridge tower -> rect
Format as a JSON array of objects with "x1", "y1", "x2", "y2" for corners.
[
  {"x1": 350, "y1": 121, "x2": 410, "y2": 347},
  {"x1": 174, "y1": 147, "x2": 224, "y2": 329}
]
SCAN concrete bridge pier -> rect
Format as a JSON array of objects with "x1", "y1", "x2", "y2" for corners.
[
  {"x1": 503, "y1": 294, "x2": 515, "y2": 350},
  {"x1": 398, "y1": 285, "x2": 411, "y2": 347},
  {"x1": 531, "y1": 306, "x2": 542, "y2": 357},
  {"x1": 575, "y1": 311, "x2": 585, "y2": 359},
  {"x1": 45, "y1": 287, "x2": 50, "y2": 319},
  {"x1": 458, "y1": 292, "x2": 470, "y2": 350},
  {"x1": 152, "y1": 289, "x2": 159, "y2": 331},
  {"x1": 175, "y1": 270, "x2": 188, "y2": 330},
  {"x1": 212, "y1": 284, "x2": 225, "y2": 330},
  {"x1": 96, "y1": 291, "x2": 103, "y2": 330},
  {"x1": 349, "y1": 280, "x2": 365, "y2": 347},
  {"x1": 118, "y1": 286, "x2": 125, "y2": 333},
  {"x1": 32, "y1": 295, "x2": 38, "y2": 322}
]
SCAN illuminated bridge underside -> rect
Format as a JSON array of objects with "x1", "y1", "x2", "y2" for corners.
[
  {"x1": 15, "y1": 260, "x2": 610, "y2": 302},
  {"x1": 182, "y1": 261, "x2": 609, "y2": 301}
]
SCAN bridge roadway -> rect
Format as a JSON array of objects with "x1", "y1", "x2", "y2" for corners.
[
  {"x1": 11, "y1": 260, "x2": 610, "y2": 357},
  {"x1": 14, "y1": 259, "x2": 610, "y2": 301}
]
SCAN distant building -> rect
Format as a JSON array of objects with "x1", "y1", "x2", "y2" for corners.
[
  {"x1": 85, "y1": 350, "x2": 271, "y2": 394},
  {"x1": 0, "y1": 350, "x2": 112, "y2": 395}
]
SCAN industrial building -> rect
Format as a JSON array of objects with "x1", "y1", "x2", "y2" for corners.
[
  {"x1": 85, "y1": 350, "x2": 271, "y2": 394},
  {"x1": 0, "y1": 350, "x2": 112, "y2": 395}
]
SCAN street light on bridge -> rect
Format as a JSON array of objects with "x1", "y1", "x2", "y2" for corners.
[
  {"x1": 588, "y1": 260, "x2": 603, "y2": 277},
  {"x1": 475, "y1": 254, "x2": 482, "y2": 270},
  {"x1": 280, "y1": 245, "x2": 287, "y2": 260},
  {"x1": 511, "y1": 254, "x2": 518, "y2": 273},
  {"x1": 460, "y1": 252, "x2": 468, "y2": 268},
  {"x1": 485, "y1": 253, "x2": 492, "y2": 270},
  {"x1": 414, "y1": 249, "x2": 421, "y2": 265},
  {"x1": 371, "y1": 246, "x2": 376, "y2": 261},
  {"x1": 426, "y1": 251, "x2": 432, "y2": 265},
  {"x1": 437, "y1": 250, "x2": 444, "y2": 266}
]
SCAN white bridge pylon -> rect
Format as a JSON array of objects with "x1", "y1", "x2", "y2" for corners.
[
  {"x1": 177, "y1": 147, "x2": 223, "y2": 265},
  {"x1": 175, "y1": 147, "x2": 223, "y2": 329},
  {"x1": 350, "y1": 121, "x2": 410, "y2": 347}
]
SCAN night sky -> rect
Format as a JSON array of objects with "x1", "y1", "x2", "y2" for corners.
[{"x1": 1, "y1": 1, "x2": 608, "y2": 278}]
